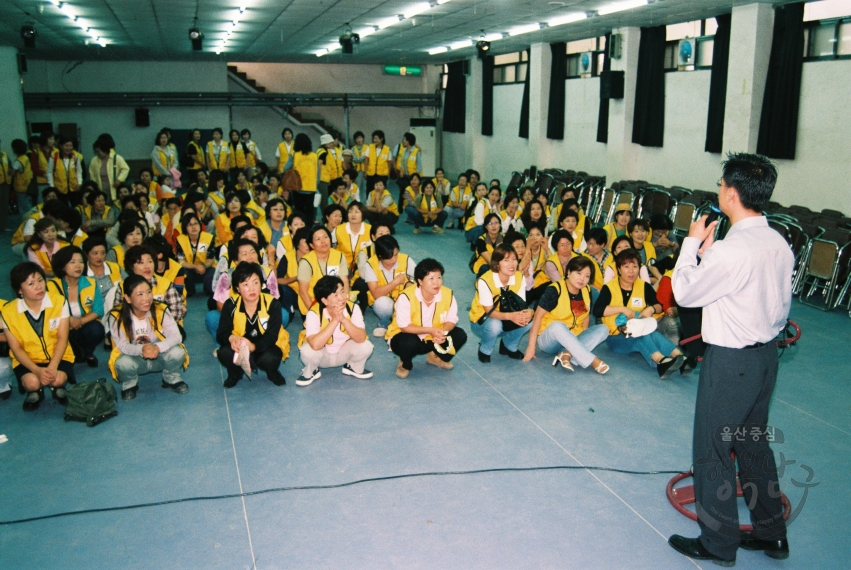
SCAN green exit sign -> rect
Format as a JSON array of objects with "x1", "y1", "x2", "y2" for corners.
[{"x1": 383, "y1": 65, "x2": 423, "y2": 76}]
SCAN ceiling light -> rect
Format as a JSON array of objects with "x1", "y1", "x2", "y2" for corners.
[
  {"x1": 315, "y1": 48, "x2": 329, "y2": 57},
  {"x1": 97, "y1": 39, "x2": 107, "y2": 47},
  {"x1": 450, "y1": 39, "x2": 472, "y2": 50},
  {"x1": 548, "y1": 12, "x2": 587, "y2": 27},
  {"x1": 437, "y1": 0, "x2": 452, "y2": 4},
  {"x1": 21, "y1": 25, "x2": 37, "y2": 48},
  {"x1": 188, "y1": 27, "x2": 204, "y2": 50},
  {"x1": 428, "y1": 46, "x2": 449, "y2": 55},
  {"x1": 357, "y1": 26, "x2": 378, "y2": 38},
  {"x1": 482, "y1": 33, "x2": 504, "y2": 42},
  {"x1": 476, "y1": 40, "x2": 490, "y2": 58},
  {"x1": 404, "y1": 3, "x2": 431, "y2": 19},
  {"x1": 508, "y1": 23, "x2": 541, "y2": 36},
  {"x1": 597, "y1": 0, "x2": 647, "y2": 16},
  {"x1": 377, "y1": 15, "x2": 403, "y2": 29}
]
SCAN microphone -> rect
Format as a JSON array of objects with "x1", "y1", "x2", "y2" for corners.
[{"x1": 704, "y1": 203, "x2": 722, "y2": 226}]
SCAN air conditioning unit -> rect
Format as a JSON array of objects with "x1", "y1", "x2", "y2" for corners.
[
  {"x1": 677, "y1": 38, "x2": 696, "y2": 69},
  {"x1": 579, "y1": 51, "x2": 593, "y2": 76}
]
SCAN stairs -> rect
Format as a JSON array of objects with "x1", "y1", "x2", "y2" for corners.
[{"x1": 227, "y1": 65, "x2": 339, "y2": 136}]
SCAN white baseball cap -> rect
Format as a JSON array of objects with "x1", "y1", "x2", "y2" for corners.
[{"x1": 319, "y1": 134, "x2": 334, "y2": 145}]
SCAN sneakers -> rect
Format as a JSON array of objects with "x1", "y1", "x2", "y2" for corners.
[
  {"x1": 223, "y1": 374, "x2": 241, "y2": 388},
  {"x1": 426, "y1": 352, "x2": 453, "y2": 369},
  {"x1": 372, "y1": 327, "x2": 387, "y2": 338},
  {"x1": 162, "y1": 381, "x2": 189, "y2": 394},
  {"x1": 395, "y1": 360, "x2": 409, "y2": 379},
  {"x1": 432, "y1": 226, "x2": 444, "y2": 234},
  {"x1": 413, "y1": 228, "x2": 421, "y2": 234},
  {"x1": 121, "y1": 386, "x2": 138, "y2": 400},
  {"x1": 342, "y1": 364, "x2": 373, "y2": 379},
  {"x1": 23, "y1": 391, "x2": 41, "y2": 412},
  {"x1": 296, "y1": 368, "x2": 321, "y2": 386},
  {"x1": 657, "y1": 355, "x2": 683, "y2": 379}
]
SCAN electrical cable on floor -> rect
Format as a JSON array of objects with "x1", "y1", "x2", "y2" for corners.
[{"x1": 0, "y1": 464, "x2": 688, "y2": 526}]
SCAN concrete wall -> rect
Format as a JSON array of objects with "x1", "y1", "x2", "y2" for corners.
[{"x1": 0, "y1": 47, "x2": 29, "y2": 161}]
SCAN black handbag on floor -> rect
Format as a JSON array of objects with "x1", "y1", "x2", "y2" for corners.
[{"x1": 478, "y1": 287, "x2": 528, "y2": 331}]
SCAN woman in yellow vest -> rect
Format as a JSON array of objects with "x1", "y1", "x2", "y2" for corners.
[
  {"x1": 365, "y1": 129, "x2": 392, "y2": 195},
  {"x1": 550, "y1": 208, "x2": 586, "y2": 254},
  {"x1": 106, "y1": 220, "x2": 145, "y2": 268},
  {"x1": 519, "y1": 198, "x2": 547, "y2": 237},
  {"x1": 151, "y1": 130, "x2": 177, "y2": 180},
  {"x1": 11, "y1": 138, "x2": 35, "y2": 214},
  {"x1": 27, "y1": 218, "x2": 70, "y2": 278},
  {"x1": 83, "y1": 235, "x2": 125, "y2": 348},
  {"x1": 261, "y1": 197, "x2": 293, "y2": 264},
  {"x1": 327, "y1": 177, "x2": 351, "y2": 207},
  {"x1": 214, "y1": 191, "x2": 247, "y2": 247},
  {"x1": 469, "y1": 243, "x2": 534, "y2": 363},
  {"x1": 276, "y1": 226, "x2": 310, "y2": 322},
  {"x1": 291, "y1": 133, "x2": 320, "y2": 223},
  {"x1": 216, "y1": 262, "x2": 288, "y2": 388},
  {"x1": 186, "y1": 129, "x2": 206, "y2": 184},
  {"x1": 176, "y1": 213, "x2": 214, "y2": 296},
  {"x1": 542, "y1": 229, "x2": 578, "y2": 284},
  {"x1": 228, "y1": 129, "x2": 248, "y2": 184},
  {"x1": 580, "y1": 227, "x2": 612, "y2": 292},
  {"x1": 364, "y1": 179, "x2": 399, "y2": 229},
  {"x1": 444, "y1": 172, "x2": 470, "y2": 229},
  {"x1": 603, "y1": 235, "x2": 652, "y2": 285},
  {"x1": 276, "y1": 128, "x2": 295, "y2": 174},
  {"x1": 49, "y1": 245, "x2": 106, "y2": 367},
  {"x1": 628, "y1": 218, "x2": 658, "y2": 285},
  {"x1": 297, "y1": 226, "x2": 348, "y2": 316},
  {"x1": 465, "y1": 184, "x2": 500, "y2": 242},
  {"x1": 34, "y1": 133, "x2": 55, "y2": 186},
  {"x1": 322, "y1": 204, "x2": 346, "y2": 248},
  {"x1": 410, "y1": 178, "x2": 447, "y2": 234},
  {"x1": 296, "y1": 275, "x2": 374, "y2": 386},
  {"x1": 81, "y1": 190, "x2": 117, "y2": 238},
  {"x1": 0, "y1": 145, "x2": 11, "y2": 232},
  {"x1": 472, "y1": 213, "x2": 504, "y2": 277},
  {"x1": 47, "y1": 136, "x2": 83, "y2": 200},
  {"x1": 2, "y1": 262, "x2": 77, "y2": 411},
  {"x1": 108, "y1": 274, "x2": 189, "y2": 400},
  {"x1": 386, "y1": 258, "x2": 467, "y2": 378},
  {"x1": 206, "y1": 128, "x2": 231, "y2": 177},
  {"x1": 507, "y1": 229, "x2": 548, "y2": 305},
  {"x1": 362, "y1": 234, "x2": 414, "y2": 336},
  {"x1": 523, "y1": 256, "x2": 610, "y2": 374},
  {"x1": 499, "y1": 193, "x2": 523, "y2": 234},
  {"x1": 115, "y1": 245, "x2": 186, "y2": 333},
  {"x1": 603, "y1": 199, "x2": 633, "y2": 250},
  {"x1": 317, "y1": 133, "x2": 341, "y2": 207},
  {"x1": 240, "y1": 129, "x2": 261, "y2": 178},
  {"x1": 592, "y1": 249, "x2": 684, "y2": 378},
  {"x1": 334, "y1": 201, "x2": 372, "y2": 274}
]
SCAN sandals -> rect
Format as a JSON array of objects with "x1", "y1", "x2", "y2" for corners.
[
  {"x1": 594, "y1": 361, "x2": 610, "y2": 375},
  {"x1": 551, "y1": 351, "x2": 574, "y2": 372}
]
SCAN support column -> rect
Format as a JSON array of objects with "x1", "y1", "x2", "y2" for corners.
[
  {"x1": 528, "y1": 42, "x2": 552, "y2": 166},
  {"x1": 466, "y1": 57, "x2": 485, "y2": 170},
  {"x1": 722, "y1": 3, "x2": 774, "y2": 154},
  {"x1": 0, "y1": 47, "x2": 27, "y2": 156},
  {"x1": 605, "y1": 27, "x2": 641, "y2": 184}
]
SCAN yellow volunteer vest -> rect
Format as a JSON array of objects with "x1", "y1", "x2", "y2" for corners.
[
  {"x1": 469, "y1": 270, "x2": 524, "y2": 323},
  {"x1": 177, "y1": 232, "x2": 213, "y2": 265},
  {"x1": 539, "y1": 280, "x2": 592, "y2": 336},
  {"x1": 107, "y1": 301, "x2": 189, "y2": 380},
  {"x1": 394, "y1": 146, "x2": 420, "y2": 176},
  {"x1": 30, "y1": 240, "x2": 70, "y2": 274},
  {"x1": 50, "y1": 151, "x2": 78, "y2": 193},
  {"x1": 580, "y1": 251, "x2": 606, "y2": 290},
  {"x1": 352, "y1": 144, "x2": 368, "y2": 173},
  {"x1": 245, "y1": 141, "x2": 257, "y2": 168},
  {"x1": 297, "y1": 248, "x2": 345, "y2": 314},
  {"x1": 385, "y1": 284, "x2": 454, "y2": 341},
  {"x1": 529, "y1": 247, "x2": 551, "y2": 288},
  {"x1": 207, "y1": 141, "x2": 229, "y2": 171},
  {"x1": 284, "y1": 250, "x2": 300, "y2": 295},
  {"x1": 293, "y1": 152, "x2": 318, "y2": 192},
  {"x1": 318, "y1": 148, "x2": 341, "y2": 183},
  {"x1": 334, "y1": 223, "x2": 372, "y2": 272},
  {"x1": 0, "y1": 151, "x2": 9, "y2": 185},
  {"x1": 0, "y1": 290, "x2": 75, "y2": 367},
  {"x1": 110, "y1": 244, "x2": 126, "y2": 269},
  {"x1": 369, "y1": 189, "x2": 399, "y2": 216},
  {"x1": 297, "y1": 301, "x2": 355, "y2": 348},
  {"x1": 232, "y1": 142, "x2": 246, "y2": 169},
  {"x1": 277, "y1": 141, "x2": 294, "y2": 172},
  {"x1": 472, "y1": 234, "x2": 501, "y2": 275},
  {"x1": 152, "y1": 146, "x2": 175, "y2": 176},
  {"x1": 366, "y1": 144, "x2": 390, "y2": 176},
  {"x1": 544, "y1": 252, "x2": 578, "y2": 283},
  {"x1": 416, "y1": 193, "x2": 440, "y2": 222},
  {"x1": 36, "y1": 148, "x2": 49, "y2": 184},
  {"x1": 13, "y1": 154, "x2": 33, "y2": 193},
  {"x1": 603, "y1": 222, "x2": 630, "y2": 250},
  {"x1": 214, "y1": 213, "x2": 235, "y2": 247},
  {"x1": 230, "y1": 292, "x2": 290, "y2": 360},
  {"x1": 365, "y1": 253, "x2": 410, "y2": 305},
  {"x1": 188, "y1": 141, "x2": 205, "y2": 170},
  {"x1": 50, "y1": 276, "x2": 98, "y2": 317},
  {"x1": 601, "y1": 278, "x2": 656, "y2": 336},
  {"x1": 245, "y1": 200, "x2": 266, "y2": 225},
  {"x1": 465, "y1": 198, "x2": 489, "y2": 231},
  {"x1": 12, "y1": 208, "x2": 42, "y2": 246}
]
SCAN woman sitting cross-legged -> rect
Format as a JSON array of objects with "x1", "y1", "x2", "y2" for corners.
[
  {"x1": 523, "y1": 256, "x2": 610, "y2": 374},
  {"x1": 216, "y1": 262, "x2": 289, "y2": 389},
  {"x1": 386, "y1": 258, "x2": 467, "y2": 378},
  {"x1": 410, "y1": 179, "x2": 447, "y2": 234},
  {"x1": 107, "y1": 274, "x2": 189, "y2": 400},
  {"x1": 471, "y1": 213, "x2": 504, "y2": 277},
  {"x1": 49, "y1": 245, "x2": 105, "y2": 367},
  {"x1": 1, "y1": 263, "x2": 76, "y2": 411},
  {"x1": 296, "y1": 275, "x2": 374, "y2": 386},
  {"x1": 469, "y1": 243, "x2": 534, "y2": 363},
  {"x1": 592, "y1": 249, "x2": 684, "y2": 378}
]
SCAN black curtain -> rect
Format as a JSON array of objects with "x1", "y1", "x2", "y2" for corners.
[
  {"x1": 632, "y1": 25, "x2": 666, "y2": 147},
  {"x1": 519, "y1": 50, "x2": 531, "y2": 139},
  {"x1": 482, "y1": 55, "x2": 494, "y2": 136},
  {"x1": 443, "y1": 60, "x2": 467, "y2": 133},
  {"x1": 597, "y1": 33, "x2": 612, "y2": 143},
  {"x1": 757, "y1": 2, "x2": 805, "y2": 159},
  {"x1": 704, "y1": 13, "x2": 732, "y2": 153},
  {"x1": 547, "y1": 42, "x2": 567, "y2": 140}
]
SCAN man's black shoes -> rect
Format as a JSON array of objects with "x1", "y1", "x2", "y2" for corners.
[
  {"x1": 739, "y1": 533, "x2": 789, "y2": 559},
  {"x1": 668, "y1": 535, "x2": 735, "y2": 567}
]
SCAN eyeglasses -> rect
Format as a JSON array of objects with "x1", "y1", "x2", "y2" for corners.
[{"x1": 486, "y1": 221, "x2": 500, "y2": 226}]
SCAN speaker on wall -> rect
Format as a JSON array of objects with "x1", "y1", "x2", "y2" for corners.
[
  {"x1": 17, "y1": 53, "x2": 28, "y2": 74},
  {"x1": 599, "y1": 70, "x2": 624, "y2": 99},
  {"x1": 135, "y1": 108, "x2": 150, "y2": 127}
]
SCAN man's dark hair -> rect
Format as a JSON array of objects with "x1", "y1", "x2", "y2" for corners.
[
  {"x1": 414, "y1": 258, "x2": 444, "y2": 284},
  {"x1": 585, "y1": 227, "x2": 608, "y2": 246},
  {"x1": 231, "y1": 261, "x2": 265, "y2": 294},
  {"x1": 374, "y1": 235, "x2": 399, "y2": 261},
  {"x1": 721, "y1": 152, "x2": 777, "y2": 212},
  {"x1": 313, "y1": 275, "x2": 344, "y2": 308},
  {"x1": 11, "y1": 262, "x2": 46, "y2": 296},
  {"x1": 403, "y1": 132, "x2": 416, "y2": 146},
  {"x1": 649, "y1": 214, "x2": 672, "y2": 232}
]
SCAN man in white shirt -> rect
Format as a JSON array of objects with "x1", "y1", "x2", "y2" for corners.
[
  {"x1": 297, "y1": 276, "x2": 374, "y2": 386},
  {"x1": 669, "y1": 153, "x2": 793, "y2": 566}
]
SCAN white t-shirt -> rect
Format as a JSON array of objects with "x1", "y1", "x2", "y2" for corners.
[
  {"x1": 476, "y1": 272, "x2": 527, "y2": 308},
  {"x1": 394, "y1": 287, "x2": 459, "y2": 341},
  {"x1": 304, "y1": 304, "x2": 365, "y2": 354}
]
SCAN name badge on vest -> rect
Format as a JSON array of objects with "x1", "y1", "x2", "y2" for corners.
[
  {"x1": 84, "y1": 296, "x2": 93, "y2": 307},
  {"x1": 49, "y1": 318, "x2": 60, "y2": 331},
  {"x1": 327, "y1": 266, "x2": 339, "y2": 276},
  {"x1": 198, "y1": 244, "x2": 207, "y2": 252},
  {"x1": 631, "y1": 297, "x2": 643, "y2": 309},
  {"x1": 154, "y1": 293, "x2": 165, "y2": 301},
  {"x1": 260, "y1": 317, "x2": 269, "y2": 330},
  {"x1": 430, "y1": 200, "x2": 437, "y2": 209},
  {"x1": 439, "y1": 311, "x2": 448, "y2": 323}
]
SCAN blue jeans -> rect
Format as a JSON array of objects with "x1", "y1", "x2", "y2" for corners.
[
  {"x1": 413, "y1": 210, "x2": 448, "y2": 229},
  {"x1": 606, "y1": 330, "x2": 677, "y2": 368},
  {"x1": 465, "y1": 225, "x2": 484, "y2": 243},
  {"x1": 404, "y1": 205, "x2": 418, "y2": 224},
  {"x1": 206, "y1": 308, "x2": 291, "y2": 340},
  {"x1": 372, "y1": 296, "x2": 395, "y2": 328},
  {"x1": 16, "y1": 192, "x2": 33, "y2": 214},
  {"x1": 471, "y1": 317, "x2": 532, "y2": 355},
  {"x1": 537, "y1": 323, "x2": 608, "y2": 369}
]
